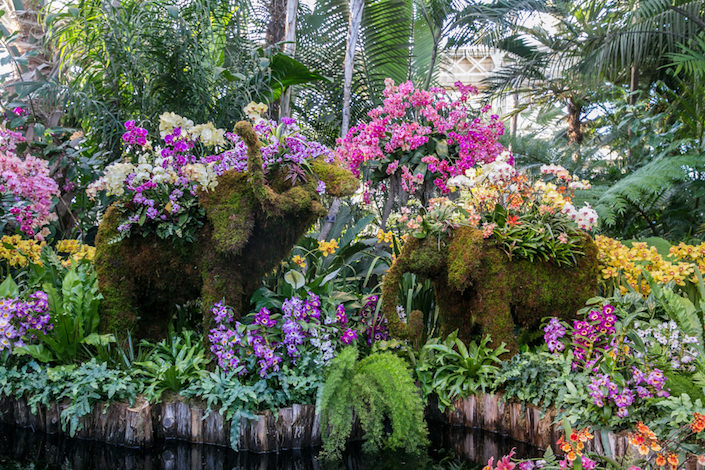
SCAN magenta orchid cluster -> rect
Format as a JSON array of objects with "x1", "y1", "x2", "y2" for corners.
[
  {"x1": 122, "y1": 121, "x2": 148, "y2": 147},
  {"x1": 358, "y1": 295, "x2": 388, "y2": 345},
  {"x1": 0, "y1": 126, "x2": 59, "y2": 239},
  {"x1": 208, "y1": 294, "x2": 357, "y2": 378},
  {"x1": 336, "y1": 79, "x2": 507, "y2": 200},
  {"x1": 544, "y1": 304, "x2": 617, "y2": 371},
  {"x1": 0, "y1": 290, "x2": 52, "y2": 351},
  {"x1": 544, "y1": 302, "x2": 671, "y2": 421},
  {"x1": 88, "y1": 114, "x2": 334, "y2": 242}
]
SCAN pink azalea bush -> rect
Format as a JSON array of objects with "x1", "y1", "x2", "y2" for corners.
[
  {"x1": 0, "y1": 126, "x2": 59, "y2": 239},
  {"x1": 335, "y1": 79, "x2": 507, "y2": 200}
]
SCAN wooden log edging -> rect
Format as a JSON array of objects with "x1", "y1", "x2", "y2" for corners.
[
  {"x1": 0, "y1": 394, "x2": 320, "y2": 452},
  {"x1": 433, "y1": 392, "x2": 704, "y2": 470}
]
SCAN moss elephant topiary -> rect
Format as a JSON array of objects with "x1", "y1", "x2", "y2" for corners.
[
  {"x1": 94, "y1": 121, "x2": 358, "y2": 339},
  {"x1": 381, "y1": 226, "x2": 599, "y2": 351}
]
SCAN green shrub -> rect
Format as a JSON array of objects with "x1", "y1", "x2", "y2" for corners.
[
  {"x1": 494, "y1": 349, "x2": 583, "y2": 407},
  {"x1": 317, "y1": 347, "x2": 428, "y2": 460},
  {"x1": 16, "y1": 264, "x2": 105, "y2": 364},
  {"x1": 133, "y1": 329, "x2": 209, "y2": 401},
  {"x1": 415, "y1": 332, "x2": 507, "y2": 410}
]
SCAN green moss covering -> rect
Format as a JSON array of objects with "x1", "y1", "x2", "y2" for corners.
[
  {"x1": 311, "y1": 159, "x2": 361, "y2": 197},
  {"x1": 381, "y1": 227, "x2": 599, "y2": 353},
  {"x1": 95, "y1": 205, "x2": 201, "y2": 339},
  {"x1": 95, "y1": 121, "x2": 359, "y2": 340}
]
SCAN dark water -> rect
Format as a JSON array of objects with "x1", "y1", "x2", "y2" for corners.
[{"x1": 0, "y1": 422, "x2": 541, "y2": 470}]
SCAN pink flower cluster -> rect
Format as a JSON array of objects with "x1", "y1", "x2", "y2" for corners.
[
  {"x1": 0, "y1": 127, "x2": 59, "y2": 239},
  {"x1": 336, "y1": 79, "x2": 507, "y2": 196},
  {"x1": 122, "y1": 121, "x2": 148, "y2": 147}
]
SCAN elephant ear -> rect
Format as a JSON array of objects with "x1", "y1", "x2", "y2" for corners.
[
  {"x1": 311, "y1": 159, "x2": 360, "y2": 197},
  {"x1": 200, "y1": 170, "x2": 256, "y2": 254},
  {"x1": 447, "y1": 226, "x2": 484, "y2": 292}
]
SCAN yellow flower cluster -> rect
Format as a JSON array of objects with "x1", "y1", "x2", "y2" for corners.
[
  {"x1": 0, "y1": 237, "x2": 96, "y2": 270},
  {"x1": 292, "y1": 254, "x2": 306, "y2": 269},
  {"x1": 56, "y1": 239, "x2": 96, "y2": 266},
  {"x1": 318, "y1": 239, "x2": 339, "y2": 257},
  {"x1": 376, "y1": 230, "x2": 394, "y2": 246},
  {"x1": 596, "y1": 235, "x2": 703, "y2": 295},
  {"x1": 0, "y1": 235, "x2": 44, "y2": 267}
]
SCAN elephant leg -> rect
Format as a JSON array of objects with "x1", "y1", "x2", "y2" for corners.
[
  {"x1": 97, "y1": 266, "x2": 140, "y2": 339},
  {"x1": 200, "y1": 252, "x2": 247, "y2": 336},
  {"x1": 476, "y1": 293, "x2": 517, "y2": 354}
]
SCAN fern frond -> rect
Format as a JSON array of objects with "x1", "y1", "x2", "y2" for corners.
[{"x1": 594, "y1": 155, "x2": 704, "y2": 228}]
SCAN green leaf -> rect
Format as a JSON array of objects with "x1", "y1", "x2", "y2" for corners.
[
  {"x1": 0, "y1": 276, "x2": 19, "y2": 298},
  {"x1": 15, "y1": 344, "x2": 54, "y2": 363},
  {"x1": 267, "y1": 53, "x2": 330, "y2": 100},
  {"x1": 283, "y1": 270, "x2": 305, "y2": 290},
  {"x1": 82, "y1": 333, "x2": 116, "y2": 346}
]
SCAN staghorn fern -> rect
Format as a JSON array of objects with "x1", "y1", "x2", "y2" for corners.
[{"x1": 317, "y1": 347, "x2": 428, "y2": 460}]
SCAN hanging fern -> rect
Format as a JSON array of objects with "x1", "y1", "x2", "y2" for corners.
[{"x1": 317, "y1": 347, "x2": 428, "y2": 460}]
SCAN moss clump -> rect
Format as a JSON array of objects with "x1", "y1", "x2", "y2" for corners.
[
  {"x1": 382, "y1": 226, "x2": 599, "y2": 352},
  {"x1": 95, "y1": 121, "x2": 359, "y2": 340},
  {"x1": 311, "y1": 159, "x2": 361, "y2": 197},
  {"x1": 95, "y1": 205, "x2": 201, "y2": 338}
]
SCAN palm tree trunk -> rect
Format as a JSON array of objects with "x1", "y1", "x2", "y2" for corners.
[
  {"x1": 340, "y1": 0, "x2": 364, "y2": 137},
  {"x1": 566, "y1": 96, "x2": 583, "y2": 145},
  {"x1": 629, "y1": 64, "x2": 639, "y2": 106},
  {"x1": 279, "y1": 0, "x2": 299, "y2": 118},
  {"x1": 266, "y1": 0, "x2": 287, "y2": 118},
  {"x1": 422, "y1": 37, "x2": 439, "y2": 90},
  {"x1": 265, "y1": 0, "x2": 287, "y2": 46},
  {"x1": 320, "y1": 0, "x2": 364, "y2": 242}
]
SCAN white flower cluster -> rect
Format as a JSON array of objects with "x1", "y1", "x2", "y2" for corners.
[
  {"x1": 159, "y1": 112, "x2": 194, "y2": 138},
  {"x1": 540, "y1": 164, "x2": 571, "y2": 180},
  {"x1": 244, "y1": 101, "x2": 268, "y2": 121},
  {"x1": 87, "y1": 154, "x2": 220, "y2": 201},
  {"x1": 447, "y1": 151, "x2": 516, "y2": 190},
  {"x1": 396, "y1": 305, "x2": 407, "y2": 324},
  {"x1": 634, "y1": 320, "x2": 699, "y2": 372},
  {"x1": 158, "y1": 112, "x2": 226, "y2": 147},
  {"x1": 562, "y1": 202, "x2": 598, "y2": 231},
  {"x1": 86, "y1": 161, "x2": 136, "y2": 199},
  {"x1": 191, "y1": 122, "x2": 226, "y2": 147},
  {"x1": 484, "y1": 151, "x2": 516, "y2": 184},
  {"x1": 182, "y1": 163, "x2": 219, "y2": 191},
  {"x1": 540, "y1": 164, "x2": 591, "y2": 190}
]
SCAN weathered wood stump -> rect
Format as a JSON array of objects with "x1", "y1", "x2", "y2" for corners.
[
  {"x1": 0, "y1": 393, "x2": 321, "y2": 452},
  {"x1": 432, "y1": 391, "x2": 704, "y2": 470}
]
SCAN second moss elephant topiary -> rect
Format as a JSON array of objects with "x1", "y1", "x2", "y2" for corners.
[
  {"x1": 94, "y1": 121, "x2": 358, "y2": 339},
  {"x1": 381, "y1": 226, "x2": 599, "y2": 352}
]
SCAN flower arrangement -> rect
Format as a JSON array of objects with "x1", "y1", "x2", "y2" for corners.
[
  {"x1": 88, "y1": 110, "x2": 334, "y2": 243},
  {"x1": 544, "y1": 302, "x2": 670, "y2": 423},
  {"x1": 387, "y1": 162, "x2": 597, "y2": 266},
  {"x1": 0, "y1": 290, "x2": 52, "y2": 352},
  {"x1": 0, "y1": 125, "x2": 59, "y2": 239},
  {"x1": 336, "y1": 79, "x2": 506, "y2": 199},
  {"x1": 596, "y1": 236, "x2": 705, "y2": 295},
  {"x1": 208, "y1": 293, "x2": 357, "y2": 377},
  {"x1": 632, "y1": 320, "x2": 700, "y2": 372}
]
